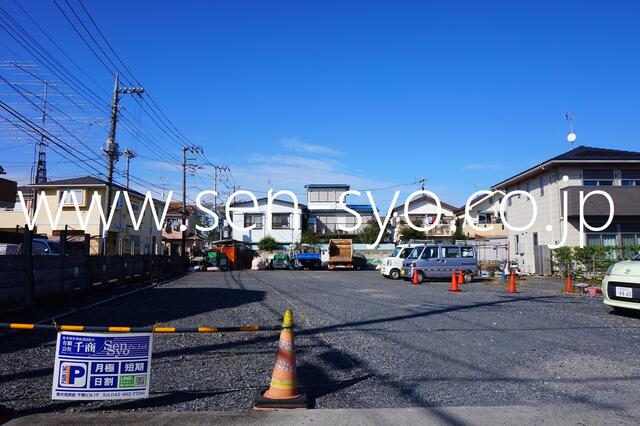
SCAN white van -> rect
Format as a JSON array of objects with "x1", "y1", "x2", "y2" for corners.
[{"x1": 381, "y1": 243, "x2": 426, "y2": 280}]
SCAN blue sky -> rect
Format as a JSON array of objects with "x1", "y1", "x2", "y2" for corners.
[{"x1": 2, "y1": 0, "x2": 640, "y2": 206}]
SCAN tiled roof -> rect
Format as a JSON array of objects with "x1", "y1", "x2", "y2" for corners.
[{"x1": 492, "y1": 145, "x2": 640, "y2": 189}]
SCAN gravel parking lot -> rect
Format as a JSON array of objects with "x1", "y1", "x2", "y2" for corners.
[{"x1": 1, "y1": 270, "x2": 640, "y2": 420}]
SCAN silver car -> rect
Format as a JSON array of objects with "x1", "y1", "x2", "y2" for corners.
[{"x1": 401, "y1": 244, "x2": 478, "y2": 283}]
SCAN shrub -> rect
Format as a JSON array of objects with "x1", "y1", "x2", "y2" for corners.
[
  {"x1": 398, "y1": 218, "x2": 426, "y2": 243},
  {"x1": 356, "y1": 220, "x2": 381, "y2": 244},
  {"x1": 258, "y1": 235, "x2": 278, "y2": 252},
  {"x1": 300, "y1": 230, "x2": 319, "y2": 245},
  {"x1": 552, "y1": 245, "x2": 639, "y2": 278}
]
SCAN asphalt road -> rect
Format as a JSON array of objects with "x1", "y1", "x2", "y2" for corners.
[{"x1": 2, "y1": 270, "x2": 640, "y2": 421}]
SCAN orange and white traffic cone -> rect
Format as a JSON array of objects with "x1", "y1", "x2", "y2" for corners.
[
  {"x1": 507, "y1": 271, "x2": 517, "y2": 293},
  {"x1": 253, "y1": 309, "x2": 307, "y2": 410},
  {"x1": 412, "y1": 269, "x2": 419, "y2": 285},
  {"x1": 449, "y1": 269, "x2": 461, "y2": 292},
  {"x1": 564, "y1": 273, "x2": 573, "y2": 294},
  {"x1": 457, "y1": 268, "x2": 464, "y2": 285}
]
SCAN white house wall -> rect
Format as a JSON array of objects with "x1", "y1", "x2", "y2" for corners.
[
  {"x1": 231, "y1": 200, "x2": 303, "y2": 246},
  {"x1": 503, "y1": 166, "x2": 598, "y2": 274}
]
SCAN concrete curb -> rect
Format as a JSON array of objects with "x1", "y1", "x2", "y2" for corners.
[{"x1": 6, "y1": 404, "x2": 640, "y2": 426}]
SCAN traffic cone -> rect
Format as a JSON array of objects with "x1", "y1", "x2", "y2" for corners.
[
  {"x1": 253, "y1": 309, "x2": 308, "y2": 410},
  {"x1": 449, "y1": 269, "x2": 461, "y2": 292},
  {"x1": 564, "y1": 273, "x2": 573, "y2": 294},
  {"x1": 507, "y1": 271, "x2": 517, "y2": 293},
  {"x1": 457, "y1": 268, "x2": 464, "y2": 285},
  {"x1": 412, "y1": 269, "x2": 419, "y2": 285}
]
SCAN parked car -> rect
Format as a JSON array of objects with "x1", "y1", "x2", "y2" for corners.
[
  {"x1": 401, "y1": 244, "x2": 478, "y2": 283},
  {"x1": 603, "y1": 254, "x2": 640, "y2": 313},
  {"x1": 16, "y1": 238, "x2": 61, "y2": 256},
  {"x1": 0, "y1": 243, "x2": 19, "y2": 255},
  {"x1": 381, "y1": 243, "x2": 423, "y2": 280},
  {"x1": 352, "y1": 253, "x2": 368, "y2": 270}
]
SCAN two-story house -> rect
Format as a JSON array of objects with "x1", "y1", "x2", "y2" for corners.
[
  {"x1": 230, "y1": 197, "x2": 305, "y2": 250},
  {"x1": 0, "y1": 176, "x2": 164, "y2": 255},
  {"x1": 389, "y1": 194, "x2": 457, "y2": 242},
  {"x1": 492, "y1": 146, "x2": 640, "y2": 274},
  {"x1": 305, "y1": 184, "x2": 375, "y2": 236},
  {"x1": 162, "y1": 201, "x2": 205, "y2": 257},
  {"x1": 454, "y1": 192, "x2": 508, "y2": 239}
]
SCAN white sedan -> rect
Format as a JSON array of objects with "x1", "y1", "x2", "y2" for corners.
[{"x1": 603, "y1": 254, "x2": 640, "y2": 312}]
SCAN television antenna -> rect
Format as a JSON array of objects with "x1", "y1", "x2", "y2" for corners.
[{"x1": 565, "y1": 112, "x2": 576, "y2": 148}]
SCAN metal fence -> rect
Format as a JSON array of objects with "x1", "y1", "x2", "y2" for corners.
[{"x1": 0, "y1": 253, "x2": 183, "y2": 308}]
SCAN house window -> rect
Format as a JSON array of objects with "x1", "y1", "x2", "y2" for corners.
[
  {"x1": 244, "y1": 214, "x2": 263, "y2": 229},
  {"x1": 478, "y1": 213, "x2": 492, "y2": 224},
  {"x1": 622, "y1": 234, "x2": 640, "y2": 246},
  {"x1": 586, "y1": 233, "x2": 617, "y2": 247},
  {"x1": 272, "y1": 213, "x2": 291, "y2": 229},
  {"x1": 583, "y1": 169, "x2": 614, "y2": 186},
  {"x1": 621, "y1": 169, "x2": 640, "y2": 186},
  {"x1": 58, "y1": 189, "x2": 85, "y2": 206},
  {"x1": 539, "y1": 177, "x2": 544, "y2": 196},
  {"x1": 309, "y1": 191, "x2": 319, "y2": 202}
]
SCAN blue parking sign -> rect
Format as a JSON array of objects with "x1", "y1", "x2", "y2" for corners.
[{"x1": 51, "y1": 332, "x2": 153, "y2": 400}]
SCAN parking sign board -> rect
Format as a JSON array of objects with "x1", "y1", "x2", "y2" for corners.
[{"x1": 52, "y1": 332, "x2": 152, "y2": 400}]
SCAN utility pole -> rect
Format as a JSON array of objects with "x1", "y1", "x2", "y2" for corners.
[
  {"x1": 181, "y1": 146, "x2": 202, "y2": 262},
  {"x1": 30, "y1": 81, "x2": 48, "y2": 221},
  {"x1": 35, "y1": 82, "x2": 48, "y2": 184},
  {"x1": 102, "y1": 73, "x2": 143, "y2": 255},
  {"x1": 123, "y1": 148, "x2": 136, "y2": 190},
  {"x1": 212, "y1": 165, "x2": 230, "y2": 240},
  {"x1": 419, "y1": 178, "x2": 425, "y2": 191}
]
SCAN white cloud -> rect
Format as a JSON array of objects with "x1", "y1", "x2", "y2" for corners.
[
  {"x1": 230, "y1": 153, "x2": 392, "y2": 198},
  {"x1": 280, "y1": 138, "x2": 342, "y2": 156},
  {"x1": 247, "y1": 154, "x2": 343, "y2": 171}
]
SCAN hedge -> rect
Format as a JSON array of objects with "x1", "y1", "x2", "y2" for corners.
[{"x1": 552, "y1": 245, "x2": 640, "y2": 278}]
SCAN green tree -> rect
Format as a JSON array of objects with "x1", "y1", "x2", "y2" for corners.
[
  {"x1": 258, "y1": 235, "x2": 278, "y2": 251},
  {"x1": 450, "y1": 217, "x2": 467, "y2": 243},
  {"x1": 356, "y1": 220, "x2": 381, "y2": 244},
  {"x1": 300, "y1": 230, "x2": 319, "y2": 245},
  {"x1": 552, "y1": 246, "x2": 573, "y2": 275},
  {"x1": 194, "y1": 200, "x2": 219, "y2": 242},
  {"x1": 397, "y1": 218, "x2": 426, "y2": 243}
]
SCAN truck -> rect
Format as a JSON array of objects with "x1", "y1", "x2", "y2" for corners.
[
  {"x1": 271, "y1": 252, "x2": 291, "y2": 270},
  {"x1": 205, "y1": 250, "x2": 229, "y2": 271},
  {"x1": 327, "y1": 239, "x2": 353, "y2": 270},
  {"x1": 293, "y1": 244, "x2": 322, "y2": 269}
]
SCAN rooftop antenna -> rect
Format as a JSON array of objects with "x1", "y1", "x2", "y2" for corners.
[{"x1": 565, "y1": 112, "x2": 576, "y2": 148}]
